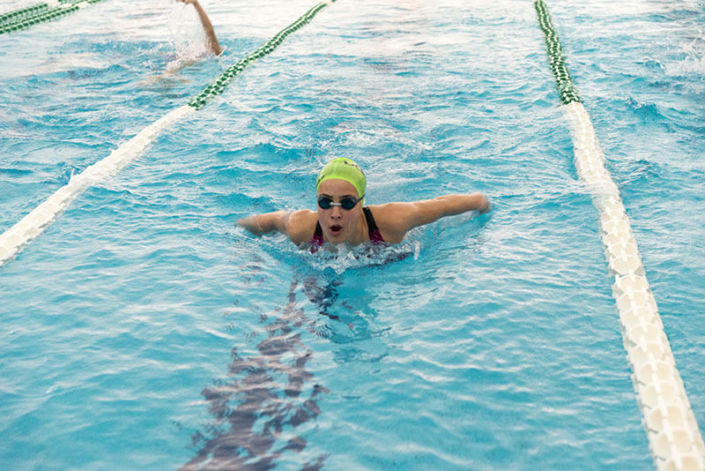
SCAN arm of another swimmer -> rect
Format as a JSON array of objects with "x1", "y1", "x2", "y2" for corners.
[{"x1": 180, "y1": 0, "x2": 223, "y2": 56}]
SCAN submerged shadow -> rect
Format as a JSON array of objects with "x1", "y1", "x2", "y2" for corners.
[{"x1": 180, "y1": 278, "x2": 333, "y2": 471}]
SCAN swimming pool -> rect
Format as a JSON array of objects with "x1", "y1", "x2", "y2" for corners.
[{"x1": 1, "y1": 0, "x2": 704, "y2": 469}]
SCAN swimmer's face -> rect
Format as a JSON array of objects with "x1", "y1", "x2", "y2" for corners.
[{"x1": 316, "y1": 179, "x2": 363, "y2": 244}]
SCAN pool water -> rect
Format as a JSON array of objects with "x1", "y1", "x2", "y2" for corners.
[{"x1": 1, "y1": 0, "x2": 704, "y2": 469}]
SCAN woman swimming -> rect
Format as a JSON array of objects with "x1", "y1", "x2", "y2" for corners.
[{"x1": 238, "y1": 158, "x2": 490, "y2": 248}]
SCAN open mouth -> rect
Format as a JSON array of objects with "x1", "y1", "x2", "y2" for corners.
[{"x1": 329, "y1": 224, "x2": 343, "y2": 235}]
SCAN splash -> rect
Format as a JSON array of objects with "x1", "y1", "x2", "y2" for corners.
[
  {"x1": 166, "y1": 1, "x2": 214, "y2": 64},
  {"x1": 303, "y1": 240, "x2": 419, "y2": 274}
]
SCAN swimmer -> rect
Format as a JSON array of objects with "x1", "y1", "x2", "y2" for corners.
[
  {"x1": 145, "y1": 0, "x2": 222, "y2": 83},
  {"x1": 176, "y1": 0, "x2": 222, "y2": 56},
  {"x1": 238, "y1": 158, "x2": 490, "y2": 249}
]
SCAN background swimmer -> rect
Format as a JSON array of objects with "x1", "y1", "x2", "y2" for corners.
[
  {"x1": 175, "y1": 0, "x2": 222, "y2": 57},
  {"x1": 140, "y1": 0, "x2": 224, "y2": 90},
  {"x1": 238, "y1": 158, "x2": 490, "y2": 248},
  {"x1": 141, "y1": 0, "x2": 222, "y2": 86}
]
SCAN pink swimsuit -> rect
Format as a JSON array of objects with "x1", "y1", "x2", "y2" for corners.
[{"x1": 310, "y1": 207, "x2": 385, "y2": 249}]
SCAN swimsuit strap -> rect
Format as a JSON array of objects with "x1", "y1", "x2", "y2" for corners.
[
  {"x1": 363, "y1": 207, "x2": 385, "y2": 243},
  {"x1": 312, "y1": 221, "x2": 324, "y2": 245}
]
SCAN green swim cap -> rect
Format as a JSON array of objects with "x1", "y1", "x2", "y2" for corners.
[{"x1": 316, "y1": 158, "x2": 366, "y2": 201}]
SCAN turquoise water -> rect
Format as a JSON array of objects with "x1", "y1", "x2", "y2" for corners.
[{"x1": 1, "y1": 0, "x2": 704, "y2": 469}]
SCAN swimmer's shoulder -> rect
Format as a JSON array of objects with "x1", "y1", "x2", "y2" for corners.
[
  {"x1": 285, "y1": 209, "x2": 318, "y2": 245},
  {"x1": 366, "y1": 202, "x2": 417, "y2": 244}
]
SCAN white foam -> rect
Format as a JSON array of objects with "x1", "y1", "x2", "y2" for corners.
[{"x1": 301, "y1": 241, "x2": 417, "y2": 274}]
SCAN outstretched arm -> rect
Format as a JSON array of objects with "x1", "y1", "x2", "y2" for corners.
[
  {"x1": 178, "y1": 0, "x2": 223, "y2": 56},
  {"x1": 373, "y1": 193, "x2": 490, "y2": 243},
  {"x1": 407, "y1": 193, "x2": 490, "y2": 227},
  {"x1": 237, "y1": 209, "x2": 316, "y2": 245},
  {"x1": 237, "y1": 211, "x2": 290, "y2": 236}
]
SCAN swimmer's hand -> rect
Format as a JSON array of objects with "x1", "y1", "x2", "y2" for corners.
[{"x1": 477, "y1": 194, "x2": 490, "y2": 214}]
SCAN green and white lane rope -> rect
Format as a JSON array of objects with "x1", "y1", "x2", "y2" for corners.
[
  {"x1": 0, "y1": 3, "x2": 51, "y2": 27},
  {"x1": 189, "y1": 1, "x2": 330, "y2": 110},
  {"x1": 534, "y1": 1, "x2": 705, "y2": 470},
  {"x1": 0, "y1": 0, "x2": 103, "y2": 35},
  {"x1": 0, "y1": 0, "x2": 335, "y2": 267}
]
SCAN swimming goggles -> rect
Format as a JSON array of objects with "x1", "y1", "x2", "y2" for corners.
[{"x1": 317, "y1": 194, "x2": 364, "y2": 210}]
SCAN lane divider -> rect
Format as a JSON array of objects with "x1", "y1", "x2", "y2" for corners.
[
  {"x1": 534, "y1": 1, "x2": 705, "y2": 469},
  {"x1": 0, "y1": 0, "x2": 103, "y2": 35},
  {"x1": 189, "y1": 1, "x2": 331, "y2": 110},
  {"x1": 0, "y1": 3, "x2": 50, "y2": 27},
  {"x1": 0, "y1": 0, "x2": 334, "y2": 267}
]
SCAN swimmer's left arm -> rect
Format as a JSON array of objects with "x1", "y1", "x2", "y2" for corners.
[
  {"x1": 377, "y1": 193, "x2": 489, "y2": 241},
  {"x1": 410, "y1": 193, "x2": 490, "y2": 226}
]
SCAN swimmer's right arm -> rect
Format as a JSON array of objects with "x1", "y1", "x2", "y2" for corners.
[
  {"x1": 237, "y1": 211, "x2": 290, "y2": 236},
  {"x1": 237, "y1": 210, "x2": 314, "y2": 244}
]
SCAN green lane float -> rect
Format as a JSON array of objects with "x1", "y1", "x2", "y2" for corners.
[
  {"x1": 0, "y1": 0, "x2": 104, "y2": 36},
  {"x1": 188, "y1": 1, "x2": 330, "y2": 110},
  {"x1": 533, "y1": 0, "x2": 580, "y2": 105}
]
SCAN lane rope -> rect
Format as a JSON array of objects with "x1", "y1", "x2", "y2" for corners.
[
  {"x1": 188, "y1": 1, "x2": 331, "y2": 110},
  {"x1": 0, "y1": 0, "x2": 334, "y2": 267},
  {"x1": 0, "y1": 3, "x2": 50, "y2": 27},
  {"x1": 0, "y1": 0, "x2": 103, "y2": 35},
  {"x1": 534, "y1": 1, "x2": 705, "y2": 469}
]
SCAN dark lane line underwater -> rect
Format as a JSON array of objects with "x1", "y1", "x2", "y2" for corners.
[{"x1": 181, "y1": 277, "x2": 334, "y2": 471}]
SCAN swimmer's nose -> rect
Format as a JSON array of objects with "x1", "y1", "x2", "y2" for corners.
[{"x1": 330, "y1": 205, "x2": 343, "y2": 218}]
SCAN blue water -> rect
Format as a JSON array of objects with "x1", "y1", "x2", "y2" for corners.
[{"x1": 1, "y1": 0, "x2": 704, "y2": 469}]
